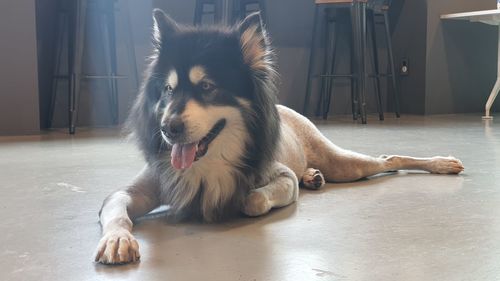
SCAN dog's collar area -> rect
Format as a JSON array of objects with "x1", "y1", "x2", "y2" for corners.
[{"x1": 195, "y1": 118, "x2": 226, "y2": 160}]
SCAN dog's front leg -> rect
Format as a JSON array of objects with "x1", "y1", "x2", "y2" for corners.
[
  {"x1": 95, "y1": 167, "x2": 160, "y2": 264},
  {"x1": 242, "y1": 162, "x2": 299, "y2": 217}
]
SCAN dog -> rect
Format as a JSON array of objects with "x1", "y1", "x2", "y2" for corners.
[{"x1": 94, "y1": 9, "x2": 464, "y2": 264}]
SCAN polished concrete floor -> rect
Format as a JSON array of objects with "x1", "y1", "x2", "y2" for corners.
[{"x1": 1, "y1": 114, "x2": 499, "y2": 281}]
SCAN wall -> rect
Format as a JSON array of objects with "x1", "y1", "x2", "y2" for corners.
[
  {"x1": 390, "y1": 0, "x2": 427, "y2": 114},
  {"x1": 33, "y1": 0, "x2": 499, "y2": 133},
  {"x1": 153, "y1": 0, "x2": 383, "y2": 117},
  {"x1": 425, "y1": 0, "x2": 497, "y2": 114},
  {"x1": 0, "y1": 1, "x2": 40, "y2": 135},
  {"x1": 37, "y1": 0, "x2": 153, "y2": 129}
]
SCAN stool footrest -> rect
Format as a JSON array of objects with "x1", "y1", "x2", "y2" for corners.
[
  {"x1": 317, "y1": 73, "x2": 394, "y2": 78},
  {"x1": 82, "y1": 75, "x2": 127, "y2": 79}
]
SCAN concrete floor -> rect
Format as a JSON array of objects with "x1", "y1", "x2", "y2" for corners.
[{"x1": 1, "y1": 114, "x2": 499, "y2": 281}]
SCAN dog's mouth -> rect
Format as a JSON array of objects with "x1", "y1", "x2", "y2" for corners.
[{"x1": 170, "y1": 119, "x2": 226, "y2": 170}]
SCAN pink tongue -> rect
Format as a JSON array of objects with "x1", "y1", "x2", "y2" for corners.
[{"x1": 171, "y1": 142, "x2": 197, "y2": 170}]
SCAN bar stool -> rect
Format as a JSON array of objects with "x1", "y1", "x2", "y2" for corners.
[
  {"x1": 194, "y1": 0, "x2": 266, "y2": 25},
  {"x1": 48, "y1": 0, "x2": 139, "y2": 134},
  {"x1": 235, "y1": 0, "x2": 267, "y2": 21},
  {"x1": 303, "y1": 0, "x2": 400, "y2": 124}
]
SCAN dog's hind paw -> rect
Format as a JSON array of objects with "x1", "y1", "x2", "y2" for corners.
[
  {"x1": 428, "y1": 156, "x2": 464, "y2": 174},
  {"x1": 95, "y1": 229, "x2": 140, "y2": 265},
  {"x1": 301, "y1": 168, "x2": 325, "y2": 190}
]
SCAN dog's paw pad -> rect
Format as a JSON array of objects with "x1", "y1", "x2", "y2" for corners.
[
  {"x1": 95, "y1": 230, "x2": 140, "y2": 265},
  {"x1": 301, "y1": 168, "x2": 325, "y2": 190}
]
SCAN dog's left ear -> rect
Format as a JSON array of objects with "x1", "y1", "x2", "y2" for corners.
[
  {"x1": 152, "y1": 9, "x2": 179, "y2": 47},
  {"x1": 237, "y1": 12, "x2": 272, "y2": 73}
]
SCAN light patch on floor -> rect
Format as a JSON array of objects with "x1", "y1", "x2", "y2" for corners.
[{"x1": 57, "y1": 182, "x2": 86, "y2": 193}]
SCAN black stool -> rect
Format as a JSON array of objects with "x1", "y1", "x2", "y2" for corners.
[
  {"x1": 194, "y1": 0, "x2": 266, "y2": 25},
  {"x1": 235, "y1": 0, "x2": 267, "y2": 21},
  {"x1": 48, "y1": 0, "x2": 139, "y2": 134},
  {"x1": 303, "y1": 0, "x2": 400, "y2": 124}
]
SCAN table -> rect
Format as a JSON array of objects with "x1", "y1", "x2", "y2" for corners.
[{"x1": 441, "y1": 10, "x2": 500, "y2": 120}]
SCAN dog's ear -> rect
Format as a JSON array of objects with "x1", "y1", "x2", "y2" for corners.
[
  {"x1": 152, "y1": 9, "x2": 178, "y2": 46},
  {"x1": 237, "y1": 12, "x2": 272, "y2": 73}
]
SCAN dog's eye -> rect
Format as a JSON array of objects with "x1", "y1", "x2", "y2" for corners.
[
  {"x1": 200, "y1": 81, "x2": 215, "y2": 92},
  {"x1": 164, "y1": 85, "x2": 173, "y2": 95}
]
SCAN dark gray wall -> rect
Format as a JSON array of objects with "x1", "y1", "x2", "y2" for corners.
[
  {"x1": 154, "y1": 0, "x2": 381, "y2": 117},
  {"x1": 425, "y1": 0, "x2": 497, "y2": 114},
  {"x1": 30, "y1": 0, "x2": 500, "y2": 134},
  {"x1": 391, "y1": 0, "x2": 428, "y2": 114},
  {"x1": 0, "y1": 0, "x2": 40, "y2": 135},
  {"x1": 37, "y1": 0, "x2": 154, "y2": 129},
  {"x1": 153, "y1": 0, "x2": 320, "y2": 114}
]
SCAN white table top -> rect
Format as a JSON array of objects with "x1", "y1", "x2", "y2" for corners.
[{"x1": 441, "y1": 9, "x2": 500, "y2": 25}]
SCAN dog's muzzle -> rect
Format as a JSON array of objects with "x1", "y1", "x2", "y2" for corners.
[{"x1": 168, "y1": 119, "x2": 226, "y2": 170}]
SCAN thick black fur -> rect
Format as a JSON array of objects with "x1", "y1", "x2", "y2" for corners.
[{"x1": 124, "y1": 10, "x2": 281, "y2": 220}]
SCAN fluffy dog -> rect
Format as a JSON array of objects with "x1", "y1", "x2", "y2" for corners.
[{"x1": 95, "y1": 10, "x2": 464, "y2": 264}]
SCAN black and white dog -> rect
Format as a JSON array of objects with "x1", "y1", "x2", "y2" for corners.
[{"x1": 95, "y1": 10, "x2": 464, "y2": 264}]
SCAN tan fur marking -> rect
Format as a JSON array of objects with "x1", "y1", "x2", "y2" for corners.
[
  {"x1": 166, "y1": 69, "x2": 178, "y2": 89},
  {"x1": 236, "y1": 97, "x2": 252, "y2": 110},
  {"x1": 189, "y1": 65, "x2": 206, "y2": 85},
  {"x1": 240, "y1": 25, "x2": 268, "y2": 71}
]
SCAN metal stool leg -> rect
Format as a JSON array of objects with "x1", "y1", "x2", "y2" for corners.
[
  {"x1": 369, "y1": 11, "x2": 384, "y2": 121},
  {"x1": 303, "y1": 5, "x2": 320, "y2": 116},
  {"x1": 68, "y1": 0, "x2": 87, "y2": 134},
  {"x1": 323, "y1": 11, "x2": 339, "y2": 120},
  {"x1": 359, "y1": 2, "x2": 368, "y2": 124},
  {"x1": 316, "y1": 9, "x2": 331, "y2": 119},
  {"x1": 352, "y1": 1, "x2": 367, "y2": 124},
  {"x1": 383, "y1": 9, "x2": 400, "y2": 118},
  {"x1": 349, "y1": 17, "x2": 358, "y2": 120},
  {"x1": 100, "y1": 2, "x2": 119, "y2": 125},
  {"x1": 194, "y1": 0, "x2": 204, "y2": 25},
  {"x1": 194, "y1": 0, "x2": 221, "y2": 25},
  {"x1": 238, "y1": 0, "x2": 266, "y2": 24},
  {"x1": 122, "y1": 0, "x2": 140, "y2": 92},
  {"x1": 48, "y1": 10, "x2": 66, "y2": 128}
]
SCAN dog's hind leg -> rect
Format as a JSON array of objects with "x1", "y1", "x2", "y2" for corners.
[
  {"x1": 95, "y1": 166, "x2": 160, "y2": 264},
  {"x1": 242, "y1": 162, "x2": 299, "y2": 217},
  {"x1": 310, "y1": 135, "x2": 464, "y2": 182},
  {"x1": 279, "y1": 105, "x2": 463, "y2": 184}
]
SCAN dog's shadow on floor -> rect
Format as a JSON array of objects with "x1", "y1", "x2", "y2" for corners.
[
  {"x1": 126, "y1": 173, "x2": 402, "y2": 245},
  {"x1": 93, "y1": 171, "x2": 461, "y2": 272}
]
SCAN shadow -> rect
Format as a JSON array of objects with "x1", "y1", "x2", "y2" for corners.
[
  {"x1": 133, "y1": 200, "x2": 298, "y2": 236},
  {"x1": 93, "y1": 260, "x2": 141, "y2": 275}
]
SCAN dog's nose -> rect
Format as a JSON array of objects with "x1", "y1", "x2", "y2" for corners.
[{"x1": 161, "y1": 117, "x2": 185, "y2": 138}]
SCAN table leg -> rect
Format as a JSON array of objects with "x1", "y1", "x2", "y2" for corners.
[{"x1": 483, "y1": 26, "x2": 500, "y2": 120}]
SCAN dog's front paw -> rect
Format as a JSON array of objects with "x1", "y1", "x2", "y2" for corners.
[
  {"x1": 242, "y1": 190, "x2": 271, "y2": 217},
  {"x1": 429, "y1": 156, "x2": 464, "y2": 174},
  {"x1": 95, "y1": 229, "x2": 140, "y2": 265}
]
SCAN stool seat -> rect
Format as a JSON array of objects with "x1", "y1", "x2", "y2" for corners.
[{"x1": 194, "y1": 0, "x2": 266, "y2": 25}]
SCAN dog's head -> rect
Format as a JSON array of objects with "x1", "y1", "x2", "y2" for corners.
[{"x1": 132, "y1": 9, "x2": 279, "y2": 170}]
